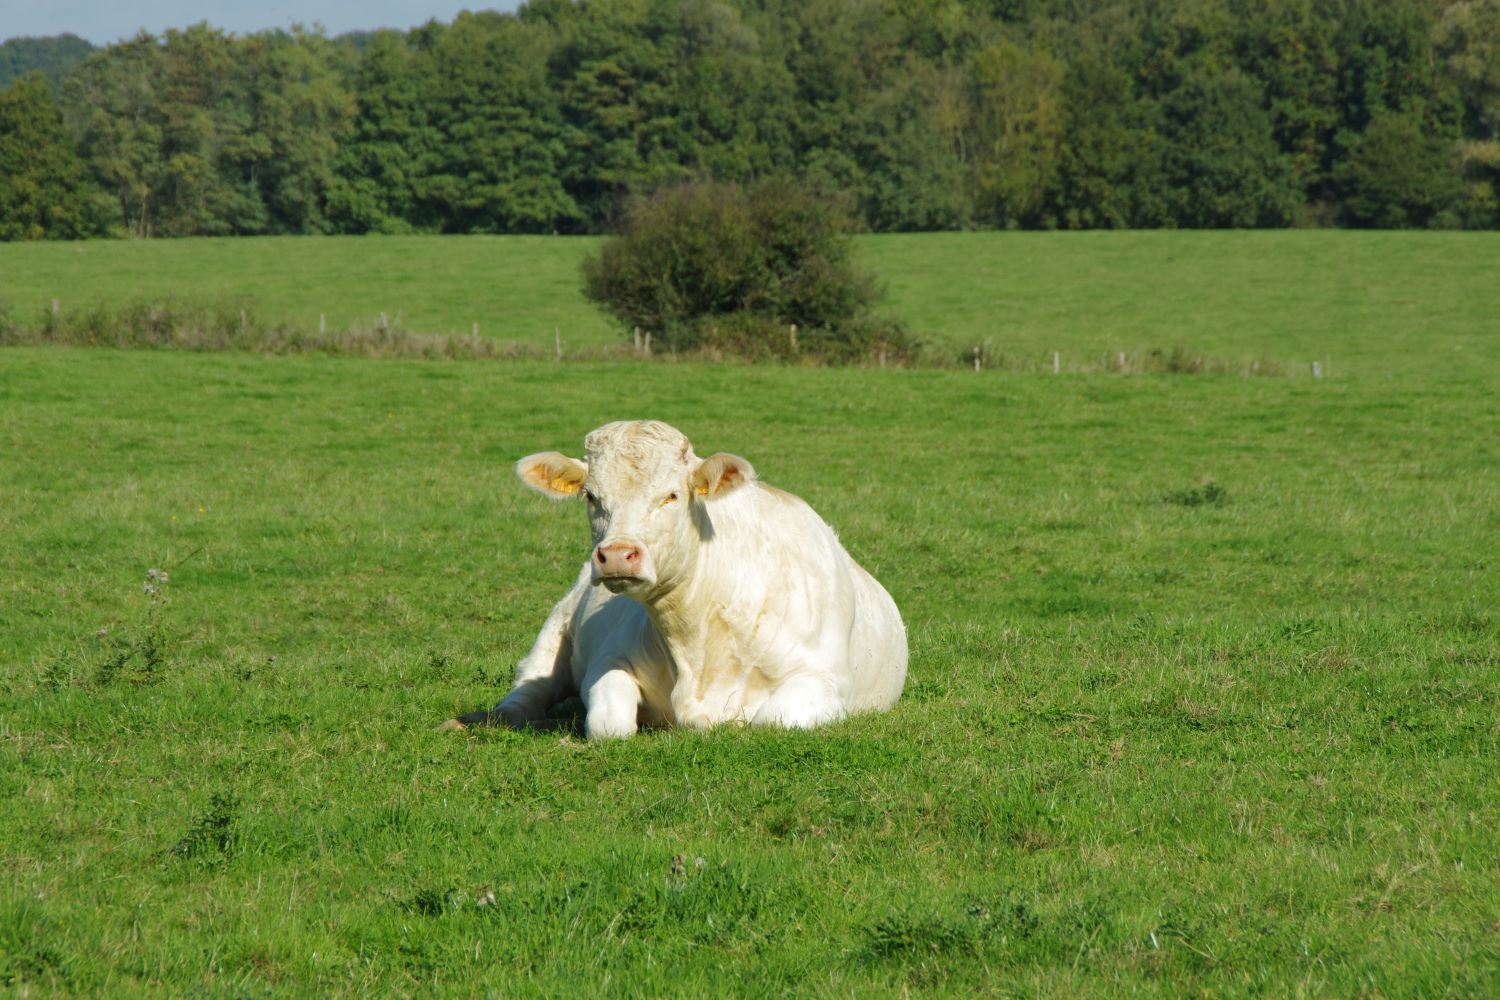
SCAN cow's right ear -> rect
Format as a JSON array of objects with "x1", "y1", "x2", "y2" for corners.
[{"x1": 516, "y1": 452, "x2": 588, "y2": 500}]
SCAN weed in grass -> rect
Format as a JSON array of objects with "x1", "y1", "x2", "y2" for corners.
[
  {"x1": 1161, "y1": 481, "x2": 1229, "y2": 507},
  {"x1": 57, "y1": 567, "x2": 174, "y2": 689},
  {"x1": 396, "y1": 885, "x2": 466, "y2": 918},
  {"x1": 863, "y1": 910, "x2": 979, "y2": 959},
  {"x1": 168, "y1": 791, "x2": 241, "y2": 869}
]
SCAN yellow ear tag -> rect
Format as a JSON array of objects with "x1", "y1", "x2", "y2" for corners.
[{"x1": 695, "y1": 483, "x2": 709, "y2": 496}]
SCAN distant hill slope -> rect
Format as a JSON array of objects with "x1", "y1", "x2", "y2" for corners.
[{"x1": 0, "y1": 33, "x2": 95, "y2": 88}]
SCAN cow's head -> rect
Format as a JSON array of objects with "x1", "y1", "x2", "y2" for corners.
[{"x1": 516, "y1": 421, "x2": 754, "y2": 596}]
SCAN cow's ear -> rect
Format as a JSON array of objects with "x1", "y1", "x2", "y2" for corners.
[
  {"x1": 690, "y1": 452, "x2": 755, "y2": 500},
  {"x1": 516, "y1": 452, "x2": 588, "y2": 500}
]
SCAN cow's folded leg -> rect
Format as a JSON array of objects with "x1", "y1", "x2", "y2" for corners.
[{"x1": 582, "y1": 668, "x2": 642, "y2": 739}]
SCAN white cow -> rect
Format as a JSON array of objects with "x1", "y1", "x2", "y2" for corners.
[{"x1": 443, "y1": 420, "x2": 907, "y2": 739}]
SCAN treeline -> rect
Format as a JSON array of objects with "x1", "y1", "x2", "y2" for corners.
[{"x1": 2, "y1": 0, "x2": 1498, "y2": 240}]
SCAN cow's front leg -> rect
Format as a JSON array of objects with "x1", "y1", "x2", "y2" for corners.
[
  {"x1": 753, "y1": 674, "x2": 845, "y2": 730},
  {"x1": 582, "y1": 667, "x2": 643, "y2": 739}
]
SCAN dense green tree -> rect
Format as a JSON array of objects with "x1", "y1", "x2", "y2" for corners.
[
  {"x1": 415, "y1": 13, "x2": 579, "y2": 233},
  {"x1": 326, "y1": 31, "x2": 434, "y2": 232},
  {"x1": 0, "y1": 34, "x2": 95, "y2": 88},
  {"x1": 64, "y1": 26, "x2": 352, "y2": 237},
  {"x1": 1158, "y1": 65, "x2": 1299, "y2": 226},
  {"x1": 844, "y1": 62, "x2": 972, "y2": 230},
  {"x1": 1335, "y1": 111, "x2": 1465, "y2": 226},
  {"x1": 154, "y1": 25, "x2": 261, "y2": 235},
  {"x1": 65, "y1": 35, "x2": 170, "y2": 236},
  {"x1": 1229, "y1": 0, "x2": 1340, "y2": 210},
  {"x1": 0, "y1": 73, "x2": 104, "y2": 239},
  {"x1": 234, "y1": 29, "x2": 354, "y2": 234},
  {"x1": 668, "y1": 0, "x2": 798, "y2": 184},
  {"x1": 967, "y1": 37, "x2": 1066, "y2": 227},
  {"x1": 1051, "y1": 50, "x2": 1170, "y2": 228},
  {"x1": 1434, "y1": 0, "x2": 1500, "y2": 225},
  {"x1": 543, "y1": 0, "x2": 686, "y2": 225}
]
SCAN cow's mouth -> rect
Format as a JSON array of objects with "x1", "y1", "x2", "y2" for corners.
[{"x1": 599, "y1": 575, "x2": 644, "y2": 594}]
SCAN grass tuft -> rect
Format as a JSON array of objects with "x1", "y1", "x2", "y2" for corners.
[
  {"x1": 1161, "y1": 481, "x2": 1229, "y2": 506},
  {"x1": 168, "y1": 792, "x2": 241, "y2": 868}
]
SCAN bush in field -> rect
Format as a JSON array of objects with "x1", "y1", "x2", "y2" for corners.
[{"x1": 581, "y1": 179, "x2": 910, "y2": 362}]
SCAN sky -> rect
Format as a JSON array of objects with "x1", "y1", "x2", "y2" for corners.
[{"x1": 2, "y1": 1, "x2": 519, "y2": 46}]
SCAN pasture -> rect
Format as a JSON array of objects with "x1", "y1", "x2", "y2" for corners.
[
  {"x1": 2, "y1": 231, "x2": 1498, "y2": 374},
  {"x1": 1, "y1": 232, "x2": 1498, "y2": 996}
]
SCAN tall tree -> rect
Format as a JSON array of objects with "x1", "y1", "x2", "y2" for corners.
[
  {"x1": 1433, "y1": 0, "x2": 1500, "y2": 225},
  {"x1": 327, "y1": 31, "x2": 431, "y2": 232},
  {"x1": 1229, "y1": 0, "x2": 1340, "y2": 211},
  {"x1": 65, "y1": 34, "x2": 168, "y2": 237},
  {"x1": 0, "y1": 73, "x2": 104, "y2": 239},
  {"x1": 540, "y1": 0, "x2": 685, "y2": 226},
  {"x1": 0, "y1": 34, "x2": 95, "y2": 88},
  {"x1": 415, "y1": 12, "x2": 579, "y2": 233},
  {"x1": 1334, "y1": 110, "x2": 1464, "y2": 226},
  {"x1": 1158, "y1": 64, "x2": 1299, "y2": 226},
  {"x1": 669, "y1": 0, "x2": 798, "y2": 184},
  {"x1": 1051, "y1": 43, "x2": 1170, "y2": 227},
  {"x1": 233, "y1": 28, "x2": 354, "y2": 233},
  {"x1": 966, "y1": 36, "x2": 1066, "y2": 227}
]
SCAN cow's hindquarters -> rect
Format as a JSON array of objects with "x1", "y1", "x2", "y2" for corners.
[{"x1": 844, "y1": 564, "x2": 909, "y2": 715}]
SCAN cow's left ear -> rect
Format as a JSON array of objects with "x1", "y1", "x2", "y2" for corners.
[
  {"x1": 516, "y1": 451, "x2": 589, "y2": 500},
  {"x1": 690, "y1": 452, "x2": 755, "y2": 500}
]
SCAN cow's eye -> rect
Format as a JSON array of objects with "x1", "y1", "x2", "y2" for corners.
[{"x1": 662, "y1": 492, "x2": 679, "y2": 506}]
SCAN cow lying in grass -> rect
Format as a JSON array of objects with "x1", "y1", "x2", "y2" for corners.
[{"x1": 443, "y1": 420, "x2": 907, "y2": 739}]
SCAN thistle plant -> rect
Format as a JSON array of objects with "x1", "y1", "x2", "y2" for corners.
[{"x1": 90, "y1": 567, "x2": 171, "y2": 687}]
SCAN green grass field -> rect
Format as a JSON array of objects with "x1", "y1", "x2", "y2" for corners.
[
  {"x1": 1, "y1": 232, "x2": 1498, "y2": 996},
  {"x1": 3, "y1": 231, "x2": 1497, "y2": 374}
]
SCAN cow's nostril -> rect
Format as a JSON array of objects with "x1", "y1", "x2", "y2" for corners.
[{"x1": 595, "y1": 549, "x2": 606, "y2": 564}]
